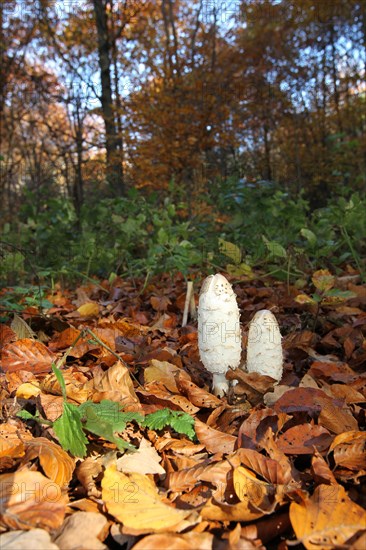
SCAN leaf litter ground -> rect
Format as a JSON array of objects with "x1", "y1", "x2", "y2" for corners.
[{"x1": 0, "y1": 270, "x2": 365, "y2": 549}]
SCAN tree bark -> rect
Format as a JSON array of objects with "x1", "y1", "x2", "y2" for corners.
[{"x1": 92, "y1": 0, "x2": 123, "y2": 195}]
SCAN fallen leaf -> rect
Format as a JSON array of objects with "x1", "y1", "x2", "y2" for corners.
[
  {"x1": 102, "y1": 464, "x2": 192, "y2": 533},
  {"x1": 54, "y1": 511, "x2": 108, "y2": 550},
  {"x1": 92, "y1": 361, "x2": 142, "y2": 412},
  {"x1": 0, "y1": 529, "x2": 59, "y2": 549},
  {"x1": 290, "y1": 484, "x2": 365, "y2": 550},
  {"x1": 15, "y1": 381, "x2": 41, "y2": 398},
  {"x1": 276, "y1": 424, "x2": 333, "y2": 454},
  {"x1": 117, "y1": 438, "x2": 166, "y2": 475},
  {"x1": 1, "y1": 339, "x2": 56, "y2": 373},
  {"x1": 0, "y1": 468, "x2": 67, "y2": 530},
  {"x1": 195, "y1": 419, "x2": 237, "y2": 454},
  {"x1": 131, "y1": 531, "x2": 214, "y2": 549},
  {"x1": 21, "y1": 437, "x2": 74, "y2": 488},
  {"x1": 77, "y1": 302, "x2": 100, "y2": 317},
  {"x1": 328, "y1": 431, "x2": 366, "y2": 470},
  {"x1": 144, "y1": 359, "x2": 190, "y2": 393}
]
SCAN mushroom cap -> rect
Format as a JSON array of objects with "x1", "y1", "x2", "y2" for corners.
[
  {"x1": 246, "y1": 309, "x2": 283, "y2": 381},
  {"x1": 198, "y1": 274, "x2": 241, "y2": 375}
]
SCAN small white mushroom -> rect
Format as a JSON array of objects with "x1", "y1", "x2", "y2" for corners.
[
  {"x1": 246, "y1": 309, "x2": 283, "y2": 381},
  {"x1": 198, "y1": 274, "x2": 241, "y2": 396}
]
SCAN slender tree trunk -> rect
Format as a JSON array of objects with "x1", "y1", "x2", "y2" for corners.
[
  {"x1": 74, "y1": 99, "x2": 84, "y2": 225},
  {"x1": 263, "y1": 124, "x2": 272, "y2": 181},
  {"x1": 92, "y1": 0, "x2": 123, "y2": 195}
]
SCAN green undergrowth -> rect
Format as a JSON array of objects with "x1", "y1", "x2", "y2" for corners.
[{"x1": 1, "y1": 182, "x2": 365, "y2": 289}]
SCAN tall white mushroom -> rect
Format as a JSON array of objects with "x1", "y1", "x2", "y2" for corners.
[
  {"x1": 198, "y1": 274, "x2": 241, "y2": 396},
  {"x1": 246, "y1": 309, "x2": 283, "y2": 381}
]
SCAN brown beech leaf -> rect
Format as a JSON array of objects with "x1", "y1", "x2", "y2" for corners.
[
  {"x1": 238, "y1": 408, "x2": 289, "y2": 449},
  {"x1": 175, "y1": 373, "x2": 222, "y2": 408},
  {"x1": 21, "y1": 437, "x2": 75, "y2": 488},
  {"x1": 39, "y1": 393, "x2": 64, "y2": 422},
  {"x1": 194, "y1": 419, "x2": 237, "y2": 454},
  {"x1": 273, "y1": 387, "x2": 342, "y2": 414},
  {"x1": 283, "y1": 330, "x2": 316, "y2": 350},
  {"x1": 168, "y1": 460, "x2": 218, "y2": 493},
  {"x1": 131, "y1": 531, "x2": 214, "y2": 550},
  {"x1": 308, "y1": 361, "x2": 356, "y2": 383},
  {"x1": 318, "y1": 400, "x2": 358, "y2": 434},
  {"x1": 54, "y1": 511, "x2": 108, "y2": 550},
  {"x1": 233, "y1": 466, "x2": 276, "y2": 509},
  {"x1": 328, "y1": 431, "x2": 366, "y2": 470},
  {"x1": 198, "y1": 458, "x2": 237, "y2": 498},
  {"x1": 92, "y1": 361, "x2": 142, "y2": 412},
  {"x1": 0, "y1": 529, "x2": 59, "y2": 550},
  {"x1": 311, "y1": 452, "x2": 337, "y2": 485},
  {"x1": 290, "y1": 484, "x2": 365, "y2": 550},
  {"x1": 0, "y1": 423, "x2": 31, "y2": 460},
  {"x1": 1, "y1": 338, "x2": 57, "y2": 373},
  {"x1": 154, "y1": 436, "x2": 205, "y2": 456},
  {"x1": 235, "y1": 447, "x2": 293, "y2": 486},
  {"x1": 276, "y1": 424, "x2": 333, "y2": 454},
  {"x1": 138, "y1": 384, "x2": 199, "y2": 415},
  {"x1": 0, "y1": 469, "x2": 67, "y2": 530},
  {"x1": 226, "y1": 369, "x2": 276, "y2": 404},
  {"x1": 117, "y1": 438, "x2": 165, "y2": 475},
  {"x1": 41, "y1": 368, "x2": 90, "y2": 403},
  {"x1": 327, "y1": 383, "x2": 366, "y2": 404},
  {"x1": 48, "y1": 326, "x2": 81, "y2": 351},
  {"x1": 240, "y1": 511, "x2": 291, "y2": 546},
  {"x1": 0, "y1": 324, "x2": 17, "y2": 348},
  {"x1": 144, "y1": 359, "x2": 190, "y2": 393}
]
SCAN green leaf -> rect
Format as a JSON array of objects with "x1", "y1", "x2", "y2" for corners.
[
  {"x1": 17, "y1": 410, "x2": 39, "y2": 421},
  {"x1": 218, "y1": 238, "x2": 242, "y2": 265},
  {"x1": 53, "y1": 402, "x2": 88, "y2": 458},
  {"x1": 143, "y1": 408, "x2": 172, "y2": 430},
  {"x1": 52, "y1": 363, "x2": 67, "y2": 400},
  {"x1": 323, "y1": 289, "x2": 357, "y2": 299},
  {"x1": 300, "y1": 228, "x2": 317, "y2": 247},
  {"x1": 169, "y1": 412, "x2": 196, "y2": 440},
  {"x1": 143, "y1": 409, "x2": 195, "y2": 440},
  {"x1": 78, "y1": 400, "x2": 143, "y2": 433},
  {"x1": 262, "y1": 236, "x2": 287, "y2": 259},
  {"x1": 80, "y1": 404, "x2": 136, "y2": 452}
]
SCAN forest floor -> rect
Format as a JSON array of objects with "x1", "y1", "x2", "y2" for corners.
[{"x1": 0, "y1": 269, "x2": 365, "y2": 549}]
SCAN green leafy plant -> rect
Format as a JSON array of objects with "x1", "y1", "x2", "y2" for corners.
[
  {"x1": 295, "y1": 269, "x2": 357, "y2": 328},
  {"x1": 17, "y1": 364, "x2": 196, "y2": 457},
  {"x1": 142, "y1": 407, "x2": 196, "y2": 440},
  {"x1": 0, "y1": 285, "x2": 53, "y2": 322}
]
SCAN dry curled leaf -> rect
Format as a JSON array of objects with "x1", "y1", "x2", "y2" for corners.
[{"x1": 1, "y1": 339, "x2": 56, "y2": 373}]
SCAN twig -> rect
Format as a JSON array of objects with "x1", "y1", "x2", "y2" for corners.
[
  {"x1": 182, "y1": 281, "x2": 193, "y2": 327},
  {"x1": 84, "y1": 328, "x2": 144, "y2": 389}
]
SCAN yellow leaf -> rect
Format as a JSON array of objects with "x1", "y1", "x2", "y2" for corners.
[
  {"x1": 101, "y1": 465, "x2": 190, "y2": 532},
  {"x1": 312, "y1": 270, "x2": 335, "y2": 292},
  {"x1": 226, "y1": 262, "x2": 253, "y2": 278},
  {"x1": 77, "y1": 303, "x2": 99, "y2": 317},
  {"x1": 233, "y1": 466, "x2": 273, "y2": 509},
  {"x1": 16, "y1": 382, "x2": 41, "y2": 399},
  {"x1": 290, "y1": 484, "x2": 365, "y2": 550},
  {"x1": 295, "y1": 293, "x2": 317, "y2": 305}
]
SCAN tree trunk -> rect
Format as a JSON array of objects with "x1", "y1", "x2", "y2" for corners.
[{"x1": 92, "y1": 0, "x2": 123, "y2": 195}]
